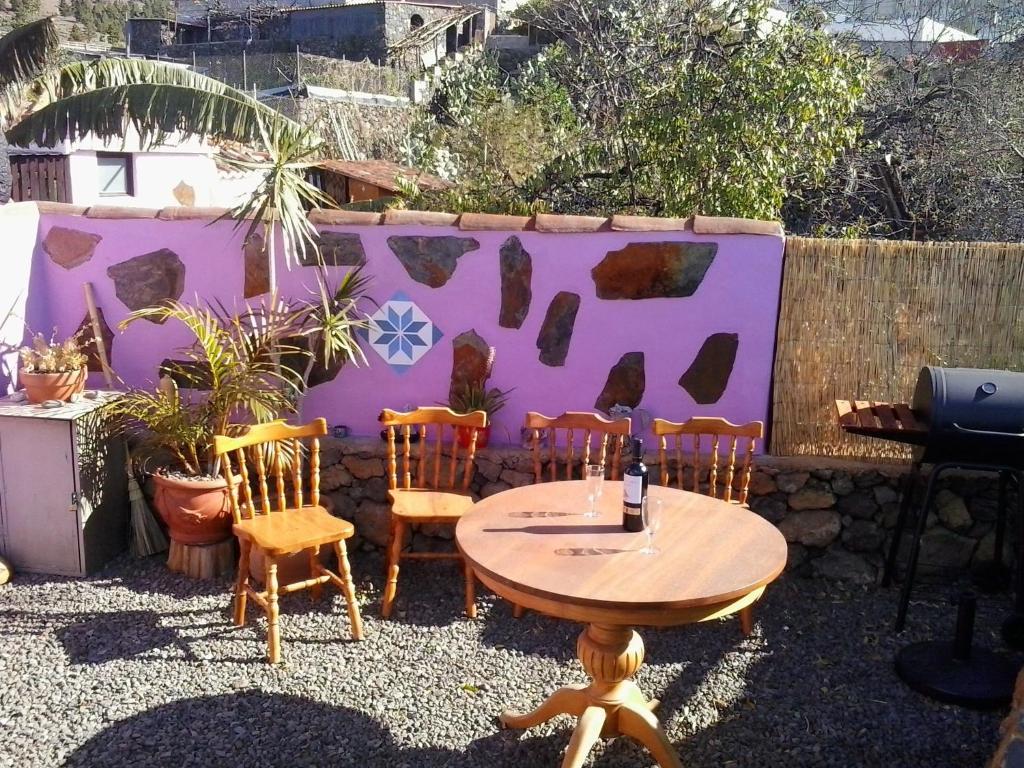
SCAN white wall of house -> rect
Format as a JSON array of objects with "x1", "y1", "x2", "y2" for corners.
[{"x1": 13, "y1": 129, "x2": 262, "y2": 209}]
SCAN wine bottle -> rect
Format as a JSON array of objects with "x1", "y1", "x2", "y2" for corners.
[{"x1": 622, "y1": 437, "x2": 647, "y2": 532}]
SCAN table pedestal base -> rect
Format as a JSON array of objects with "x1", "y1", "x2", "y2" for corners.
[{"x1": 500, "y1": 623, "x2": 682, "y2": 768}]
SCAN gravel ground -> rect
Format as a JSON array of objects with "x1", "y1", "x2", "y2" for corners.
[{"x1": 0, "y1": 551, "x2": 1012, "y2": 768}]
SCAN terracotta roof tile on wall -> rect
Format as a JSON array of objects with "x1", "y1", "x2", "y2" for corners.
[
  {"x1": 308, "y1": 209, "x2": 384, "y2": 226},
  {"x1": 382, "y1": 209, "x2": 459, "y2": 226},
  {"x1": 610, "y1": 214, "x2": 693, "y2": 232},
  {"x1": 692, "y1": 214, "x2": 784, "y2": 237},
  {"x1": 534, "y1": 213, "x2": 610, "y2": 233},
  {"x1": 457, "y1": 213, "x2": 532, "y2": 231},
  {"x1": 18, "y1": 202, "x2": 785, "y2": 237}
]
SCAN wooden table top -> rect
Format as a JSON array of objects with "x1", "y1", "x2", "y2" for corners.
[{"x1": 457, "y1": 481, "x2": 787, "y2": 626}]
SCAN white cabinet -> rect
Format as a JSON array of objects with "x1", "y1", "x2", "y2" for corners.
[{"x1": 0, "y1": 392, "x2": 127, "y2": 576}]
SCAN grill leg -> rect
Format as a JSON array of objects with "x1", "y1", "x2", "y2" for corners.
[
  {"x1": 1001, "y1": 472, "x2": 1024, "y2": 650},
  {"x1": 896, "y1": 463, "x2": 949, "y2": 633},
  {"x1": 994, "y1": 472, "x2": 1010, "y2": 570},
  {"x1": 883, "y1": 462, "x2": 921, "y2": 588}
]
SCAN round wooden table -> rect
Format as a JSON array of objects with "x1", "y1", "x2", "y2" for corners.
[{"x1": 456, "y1": 480, "x2": 788, "y2": 768}]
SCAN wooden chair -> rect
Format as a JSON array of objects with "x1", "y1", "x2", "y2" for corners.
[
  {"x1": 512, "y1": 411, "x2": 632, "y2": 618},
  {"x1": 652, "y1": 416, "x2": 764, "y2": 635},
  {"x1": 214, "y1": 418, "x2": 364, "y2": 664},
  {"x1": 525, "y1": 411, "x2": 633, "y2": 482},
  {"x1": 380, "y1": 406, "x2": 488, "y2": 619}
]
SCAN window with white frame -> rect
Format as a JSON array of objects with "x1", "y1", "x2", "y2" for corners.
[{"x1": 96, "y1": 152, "x2": 134, "y2": 196}]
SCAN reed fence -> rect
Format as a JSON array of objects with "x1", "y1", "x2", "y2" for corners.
[{"x1": 771, "y1": 237, "x2": 1024, "y2": 459}]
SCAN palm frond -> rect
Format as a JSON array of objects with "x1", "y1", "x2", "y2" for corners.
[
  {"x1": 0, "y1": 17, "x2": 59, "y2": 89},
  {"x1": 7, "y1": 59, "x2": 310, "y2": 149},
  {"x1": 218, "y1": 112, "x2": 330, "y2": 270}
]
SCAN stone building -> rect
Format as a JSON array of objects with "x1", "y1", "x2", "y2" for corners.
[{"x1": 126, "y1": 1, "x2": 494, "y2": 67}]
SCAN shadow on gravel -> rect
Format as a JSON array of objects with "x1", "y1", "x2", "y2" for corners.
[{"x1": 61, "y1": 691, "x2": 472, "y2": 768}]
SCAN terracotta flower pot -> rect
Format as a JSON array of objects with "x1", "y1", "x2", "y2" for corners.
[
  {"x1": 152, "y1": 473, "x2": 236, "y2": 546},
  {"x1": 19, "y1": 366, "x2": 86, "y2": 404},
  {"x1": 457, "y1": 425, "x2": 491, "y2": 450}
]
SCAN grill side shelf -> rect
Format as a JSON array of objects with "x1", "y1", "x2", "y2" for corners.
[{"x1": 834, "y1": 400, "x2": 929, "y2": 446}]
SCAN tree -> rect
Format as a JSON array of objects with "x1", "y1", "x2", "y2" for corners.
[
  {"x1": 10, "y1": 0, "x2": 43, "y2": 27},
  {"x1": 409, "y1": 0, "x2": 871, "y2": 219},
  {"x1": 781, "y1": 0, "x2": 1024, "y2": 240}
]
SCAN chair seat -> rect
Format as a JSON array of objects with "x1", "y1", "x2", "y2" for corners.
[
  {"x1": 388, "y1": 488, "x2": 475, "y2": 523},
  {"x1": 233, "y1": 506, "x2": 354, "y2": 556}
]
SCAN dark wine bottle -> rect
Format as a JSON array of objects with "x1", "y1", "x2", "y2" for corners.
[{"x1": 622, "y1": 437, "x2": 647, "y2": 532}]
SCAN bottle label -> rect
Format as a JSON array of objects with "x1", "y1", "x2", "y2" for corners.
[{"x1": 624, "y1": 475, "x2": 644, "y2": 505}]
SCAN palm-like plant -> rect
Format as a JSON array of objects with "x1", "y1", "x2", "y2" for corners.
[
  {"x1": 111, "y1": 276, "x2": 368, "y2": 477},
  {"x1": 1, "y1": 19, "x2": 330, "y2": 281}
]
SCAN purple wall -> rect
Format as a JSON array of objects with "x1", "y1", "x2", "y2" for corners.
[{"x1": 25, "y1": 209, "x2": 785, "y2": 445}]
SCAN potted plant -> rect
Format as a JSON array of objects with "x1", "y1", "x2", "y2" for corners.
[
  {"x1": 18, "y1": 331, "x2": 88, "y2": 404},
  {"x1": 111, "y1": 280, "x2": 367, "y2": 548},
  {"x1": 448, "y1": 381, "x2": 512, "y2": 449},
  {"x1": 447, "y1": 348, "x2": 513, "y2": 449}
]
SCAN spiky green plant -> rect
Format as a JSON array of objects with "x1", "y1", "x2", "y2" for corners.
[{"x1": 110, "y1": 278, "x2": 368, "y2": 477}]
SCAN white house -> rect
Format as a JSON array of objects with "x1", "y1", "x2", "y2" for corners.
[{"x1": 6, "y1": 127, "x2": 262, "y2": 208}]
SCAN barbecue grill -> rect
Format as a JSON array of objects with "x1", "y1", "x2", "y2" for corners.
[
  {"x1": 838, "y1": 366, "x2": 1024, "y2": 709},
  {"x1": 836, "y1": 366, "x2": 1024, "y2": 631}
]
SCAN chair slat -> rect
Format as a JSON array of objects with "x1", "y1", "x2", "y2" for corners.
[
  {"x1": 532, "y1": 429, "x2": 542, "y2": 482},
  {"x1": 417, "y1": 424, "x2": 427, "y2": 486},
  {"x1": 582, "y1": 430, "x2": 592, "y2": 468},
  {"x1": 448, "y1": 433, "x2": 460, "y2": 489},
  {"x1": 403, "y1": 425, "x2": 412, "y2": 489},
  {"x1": 566, "y1": 428, "x2": 575, "y2": 480},
  {"x1": 255, "y1": 445, "x2": 271, "y2": 515},
  {"x1": 548, "y1": 428, "x2": 557, "y2": 482},
  {"x1": 292, "y1": 438, "x2": 303, "y2": 509},
  {"x1": 236, "y1": 447, "x2": 254, "y2": 519},
  {"x1": 723, "y1": 436, "x2": 738, "y2": 503},
  {"x1": 273, "y1": 443, "x2": 286, "y2": 513},
  {"x1": 692, "y1": 435, "x2": 700, "y2": 494},
  {"x1": 221, "y1": 451, "x2": 241, "y2": 524},
  {"x1": 310, "y1": 437, "x2": 321, "y2": 507},
  {"x1": 675, "y1": 435, "x2": 684, "y2": 490},
  {"x1": 433, "y1": 424, "x2": 443, "y2": 489},
  {"x1": 386, "y1": 425, "x2": 398, "y2": 490},
  {"x1": 709, "y1": 434, "x2": 720, "y2": 499},
  {"x1": 461, "y1": 428, "x2": 477, "y2": 491}
]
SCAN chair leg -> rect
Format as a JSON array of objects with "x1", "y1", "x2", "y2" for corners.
[
  {"x1": 381, "y1": 519, "x2": 405, "y2": 619},
  {"x1": 739, "y1": 605, "x2": 753, "y2": 636},
  {"x1": 234, "y1": 539, "x2": 251, "y2": 627},
  {"x1": 464, "y1": 559, "x2": 477, "y2": 619},
  {"x1": 334, "y1": 540, "x2": 364, "y2": 641},
  {"x1": 512, "y1": 602, "x2": 525, "y2": 619},
  {"x1": 266, "y1": 556, "x2": 281, "y2": 664},
  {"x1": 309, "y1": 545, "x2": 323, "y2": 602}
]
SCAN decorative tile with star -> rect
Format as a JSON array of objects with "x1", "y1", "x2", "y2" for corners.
[{"x1": 364, "y1": 292, "x2": 443, "y2": 374}]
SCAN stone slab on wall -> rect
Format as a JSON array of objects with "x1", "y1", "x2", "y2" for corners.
[{"x1": 24, "y1": 207, "x2": 785, "y2": 444}]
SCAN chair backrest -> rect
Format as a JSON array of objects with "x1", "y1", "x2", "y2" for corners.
[
  {"x1": 525, "y1": 411, "x2": 632, "y2": 481},
  {"x1": 379, "y1": 406, "x2": 488, "y2": 492},
  {"x1": 214, "y1": 418, "x2": 326, "y2": 524},
  {"x1": 652, "y1": 417, "x2": 763, "y2": 505}
]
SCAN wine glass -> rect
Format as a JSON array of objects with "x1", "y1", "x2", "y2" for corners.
[
  {"x1": 640, "y1": 497, "x2": 662, "y2": 555},
  {"x1": 584, "y1": 464, "x2": 604, "y2": 518}
]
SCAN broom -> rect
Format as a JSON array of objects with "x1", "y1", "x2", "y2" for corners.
[
  {"x1": 82, "y1": 282, "x2": 168, "y2": 557},
  {"x1": 127, "y1": 448, "x2": 168, "y2": 557}
]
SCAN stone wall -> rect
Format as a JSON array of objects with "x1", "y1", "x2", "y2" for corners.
[{"x1": 316, "y1": 437, "x2": 1010, "y2": 584}]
